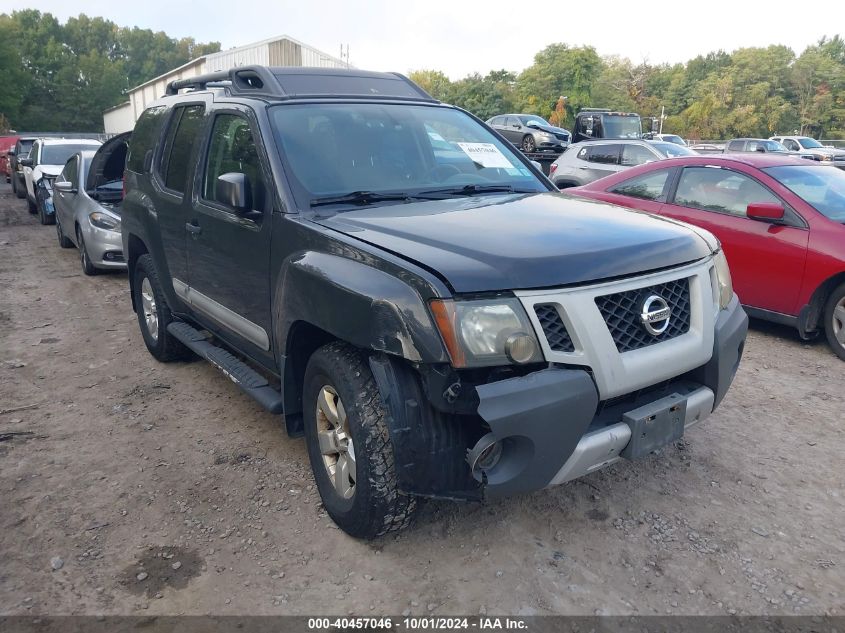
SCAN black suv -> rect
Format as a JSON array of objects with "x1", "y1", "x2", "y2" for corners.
[{"x1": 122, "y1": 66, "x2": 747, "y2": 539}]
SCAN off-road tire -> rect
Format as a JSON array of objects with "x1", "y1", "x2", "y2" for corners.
[
  {"x1": 56, "y1": 216, "x2": 73, "y2": 248},
  {"x1": 303, "y1": 342, "x2": 417, "y2": 539},
  {"x1": 14, "y1": 177, "x2": 25, "y2": 199},
  {"x1": 132, "y1": 254, "x2": 189, "y2": 362},
  {"x1": 27, "y1": 195, "x2": 37, "y2": 213},
  {"x1": 822, "y1": 282, "x2": 845, "y2": 361}
]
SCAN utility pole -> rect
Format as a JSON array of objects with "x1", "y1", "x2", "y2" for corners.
[
  {"x1": 659, "y1": 105, "x2": 665, "y2": 134},
  {"x1": 340, "y1": 44, "x2": 350, "y2": 68}
]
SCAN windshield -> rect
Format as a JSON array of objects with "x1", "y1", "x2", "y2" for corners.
[
  {"x1": 42, "y1": 144, "x2": 100, "y2": 165},
  {"x1": 519, "y1": 115, "x2": 549, "y2": 127},
  {"x1": 661, "y1": 135, "x2": 685, "y2": 146},
  {"x1": 798, "y1": 137, "x2": 824, "y2": 149},
  {"x1": 652, "y1": 142, "x2": 696, "y2": 157},
  {"x1": 601, "y1": 115, "x2": 642, "y2": 139},
  {"x1": 268, "y1": 103, "x2": 546, "y2": 208},
  {"x1": 764, "y1": 164, "x2": 845, "y2": 222}
]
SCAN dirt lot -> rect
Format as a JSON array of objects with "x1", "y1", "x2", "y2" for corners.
[{"x1": 0, "y1": 182, "x2": 843, "y2": 617}]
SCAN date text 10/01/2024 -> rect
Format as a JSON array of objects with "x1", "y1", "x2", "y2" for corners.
[{"x1": 307, "y1": 617, "x2": 529, "y2": 630}]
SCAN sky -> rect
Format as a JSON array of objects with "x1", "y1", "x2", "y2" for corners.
[{"x1": 4, "y1": 0, "x2": 845, "y2": 79}]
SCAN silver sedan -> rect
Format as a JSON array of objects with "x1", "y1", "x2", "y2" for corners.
[{"x1": 53, "y1": 133, "x2": 129, "y2": 275}]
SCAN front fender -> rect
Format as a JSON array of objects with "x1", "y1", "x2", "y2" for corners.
[{"x1": 274, "y1": 250, "x2": 448, "y2": 363}]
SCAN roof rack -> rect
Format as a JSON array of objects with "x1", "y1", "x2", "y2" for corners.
[
  {"x1": 166, "y1": 70, "x2": 231, "y2": 95},
  {"x1": 164, "y1": 65, "x2": 435, "y2": 102}
]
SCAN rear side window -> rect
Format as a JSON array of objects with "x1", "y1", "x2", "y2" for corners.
[
  {"x1": 620, "y1": 144, "x2": 657, "y2": 166},
  {"x1": 127, "y1": 106, "x2": 166, "y2": 173},
  {"x1": 610, "y1": 169, "x2": 671, "y2": 201},
  {"x1": 586, "y1": 144, "x2": 620, "y2": 164},
  {"x1": 159, "y1": 105, "x2": 205, "y2": 194},
  {"x1": 726, "y1": 140, "x2": 744, "y2": 152}
]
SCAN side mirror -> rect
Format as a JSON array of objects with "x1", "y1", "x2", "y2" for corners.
[
  {"x1": 216, "y1": 172, "x2": 252, "y2": 213},
  {"x1": 747, "y1": 202, "x2": 784, "y2": 222},
  {"x1": 7, "y1": 149, "x2": 15, "y2": 156},
  {"x1": 755, "y1": 146, "x2": 766, "y2": 152},
  {"x1": 19, "y1": 157, "x2": 33, "y2": 167},
  {"x1": 54, "y1": 180, "x2": 76, "y2": 194}
]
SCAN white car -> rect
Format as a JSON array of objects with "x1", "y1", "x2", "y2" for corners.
[
  {"x1": 770, "y1": 136, "x2": 845, "y2": 168},
  {"x1": 21, "y1": 138, "x2": 102, "y2": 223},
  {"x1": 650, "y1": 133, "x2": 687, "y2": 146}
]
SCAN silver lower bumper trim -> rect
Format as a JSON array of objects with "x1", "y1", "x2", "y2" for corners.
[{"x1": 546, "y1": 386, "x2": 715, "y2": 487}]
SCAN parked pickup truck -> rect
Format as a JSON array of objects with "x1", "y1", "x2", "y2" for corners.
[{"x1": 121, "y1": 66, "x2": 748, "y2": 539}]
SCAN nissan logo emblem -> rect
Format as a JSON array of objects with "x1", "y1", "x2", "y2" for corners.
[{"x1": 640, "y1": 295, "x2": 672, "y2": 336}]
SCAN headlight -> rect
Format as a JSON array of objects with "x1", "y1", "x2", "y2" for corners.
[
  {"x1": 429, "y1": 298, "x2": 544, "y2": 368},
  {"x1": 89, "y1": 211, "x2": 121, "y2": 231},
  {"x1": 822, "y1": 155, "x2": 832, "y2": 162},
  {"x1": 713, "y1": 250, "x2": 734, "y2": 310}
]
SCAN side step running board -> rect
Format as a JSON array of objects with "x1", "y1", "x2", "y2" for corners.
[{"x1": 167, "y1": 322, "x2": 284, "y2": 414}]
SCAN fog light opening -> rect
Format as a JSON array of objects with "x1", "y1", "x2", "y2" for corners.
[{"x1": 467, "y1": 433, "x2": 503, "y2": 481}]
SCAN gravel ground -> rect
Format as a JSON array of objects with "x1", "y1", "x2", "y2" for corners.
[{"x1": 0, "y1": 182, "x2": 843, "y2": 617}]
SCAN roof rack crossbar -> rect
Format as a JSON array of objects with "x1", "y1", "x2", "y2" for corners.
[{"x1": 166, "y1": 71, "x2": 231, "y2": 95}]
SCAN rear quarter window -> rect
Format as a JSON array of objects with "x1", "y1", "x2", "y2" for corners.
[{"x1": 127, "y1": 106, "x2": 167, "y2": 173}]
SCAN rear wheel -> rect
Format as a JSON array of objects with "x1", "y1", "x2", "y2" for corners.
[
  {"x1": 27, "y1": 195, "x2": 37, "y2": 213},
  {"x1": 14, "y1": 176, "x2": 25, "y2": 199},
  {"x1": 132, "y1": 254, "x2": 189, "y2": 362},
  {"x1": 77, "y1": 227, "x2": 98, "y2": 276},
  {"x1": 823, "y1": 283, "x2": 845, "y2": 361},
  {"x1": 303, "y1": 342, "x2": 417, "y2": 539}
]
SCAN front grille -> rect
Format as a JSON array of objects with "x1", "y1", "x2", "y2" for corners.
[
  {"x1": 595, "y1": 277, "x2": 691, "y2": 353},
  {"x1": 534, "y1": 304, "x2": 575, "y2": 352},
  {"x1": 554, "y1": 132, "x2": 569, "y2": 141}
]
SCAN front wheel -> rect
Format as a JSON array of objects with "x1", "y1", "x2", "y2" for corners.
[
  {"x1": 823, "y1": 283, "x2": 845, "y2": 361},
  {"x1": 522, "y1": 135, "x2": 536, "y2": 152},
  {"x1": 132, "y1": 254, "x2": 190, "y2": 362},
  {"x1": 77, "y1": 227, "x2": 98, "y2": 276},
  {"x1": 303, "y1": 342, "x2": 417, "y2": 539},
  {"x1": 56, "y1": 216, "x2": 73, "y2": 248}
]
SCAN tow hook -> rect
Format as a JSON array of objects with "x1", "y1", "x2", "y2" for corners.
[{"x1": 443, "y1": 381, "x2": 462, "y2": 404}]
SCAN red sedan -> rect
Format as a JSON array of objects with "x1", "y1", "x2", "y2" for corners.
[{"x1": 569, "y1": 154, "x2": 845, "y2": 360}]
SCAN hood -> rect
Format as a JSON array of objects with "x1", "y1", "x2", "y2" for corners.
[
  {"x1": 86, "y1": 132, "x2": 130, "y2": 191},
  {"x1": 536, "y1": 124, "x2": 570, "y2": 136},
  {"x1": 34, "y1": 165, "x2": 62, "y2": 179},
  {"x1": 316, "y1": 192, "x2": 712, "y2": 293}
]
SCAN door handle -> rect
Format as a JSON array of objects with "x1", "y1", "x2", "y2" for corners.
[{"x1": 186, "y1": 222, "x2": 202, "y2": 236}]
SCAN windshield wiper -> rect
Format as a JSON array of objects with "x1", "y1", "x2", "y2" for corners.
[
  {"x1": 310, "y1": 191, "x2": 412, "y2": 208},
  {"x1": 416, "y1": 184, "x2": 535, "y2": 198}
]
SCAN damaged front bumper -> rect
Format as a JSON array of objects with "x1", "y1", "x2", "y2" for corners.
[{"x1": 473, "y1": 296, "x2": 748, "y2": 499}]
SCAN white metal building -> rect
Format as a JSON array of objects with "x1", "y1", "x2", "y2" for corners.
[{"x1": 103, "y1": 35, "x2": 350, "y2": 134}]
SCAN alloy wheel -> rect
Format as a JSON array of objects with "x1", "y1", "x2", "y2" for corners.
[
  {"x1": 832, "y1": 296, "x2": 845, "y2": 349},
  {"x1": 523, "y1": 136, "x2": 536, "y2": 152},
  {"x1": 140, "y1": 277, "x2": 159, "y2": 342},
  {"x1": 315, "y1": 385, "x2": 356, "y2": 499}
]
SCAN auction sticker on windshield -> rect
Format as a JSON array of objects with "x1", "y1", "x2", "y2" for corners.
[{"x1": 456, "y1": 142, "x2": 513, "y2": 168}]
